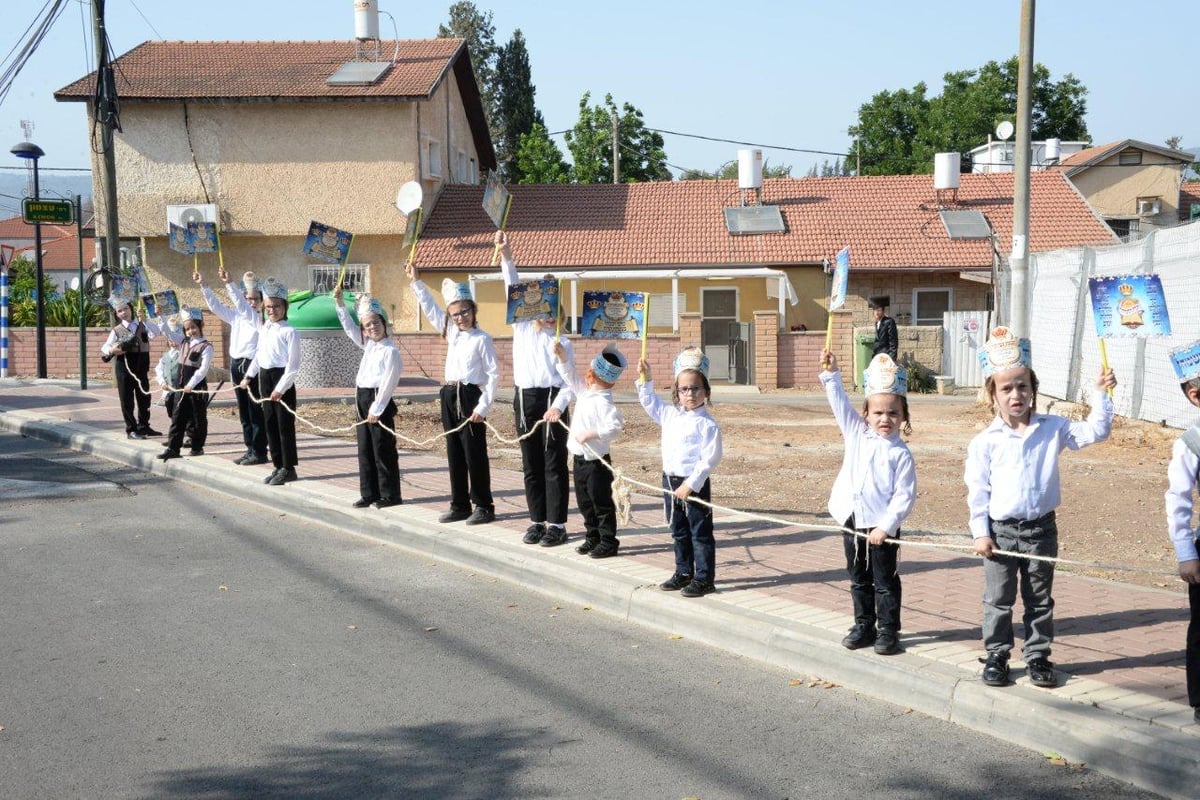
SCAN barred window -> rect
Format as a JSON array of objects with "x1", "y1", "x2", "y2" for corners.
[{"x1": 309, "y1": 263, "x2": 369, "y2": 295}]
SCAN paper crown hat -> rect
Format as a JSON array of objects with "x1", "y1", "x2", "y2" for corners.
[
  {"x1": 978, "y1": 326, "x2": 1032, "y2": 377},
  {"x1": 867, "y1": 295, "x2": 890, "y2": 309},
  {"x1": 355, "y1": 293, "x2": 386, "y2": 322},
  {"x1": 261, "y1": 277, "x2": 288, "y2": 300},
  {"x1": 181, "y1": 304, "x2": 203, "y2": 322},
  {"x1": 441, "y1": 278, "x2": 473, "y2": 306},
  {"x1": 107, "y1": 281, "x2": 137, "y2": 310},
  {"x1": 674, "y1": 346, "x2": 710, "y2": 378},
  {"x1": 862, "y1": 353, "x2": 907, "y2": 397},
  {"x1": 242, "y1": 271, "x2": 259, "y2": 293},
  {"x1": 590, "y1": 343, "x2": 627, "y2": 384},
  {"x1": 1169, "y1": 339, "x2": 1200, "y2": 383}
]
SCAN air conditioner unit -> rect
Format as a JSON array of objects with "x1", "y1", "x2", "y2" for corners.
[
  {"x1": 1136, "y1": 198, "x2": 1161, "y2": 216},
  {"x1": 166, "y1": 203, "x2": 219, "y2": 230}
]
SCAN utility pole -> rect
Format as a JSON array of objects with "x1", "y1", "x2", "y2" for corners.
[
  {"x1": 1009, "y1": 0, "x2": 1035, "y2": 338},
  {"x1": 91, "y1": 0, "x2": 121, "y2": 275},
  {"x1": 611, "y1": 109, "x2": 620, "y2": 184}
]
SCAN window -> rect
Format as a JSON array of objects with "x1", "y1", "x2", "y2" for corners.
[
  {"x1": 912, "y1": 288, "x2": 951, "y2": 326},
  {"x1": 648, "y1": 293, "x2": 686, "y2": 327},
  {"x1": 457, "y1": 150, "x2": 467, "y2": 183},
  {"x1": 469, "y1": 158, "x2": 477, "y2": 184},
  {"x1": 1106, "y1": 218, "x2": 1141, "y2": 242},
  {"x1": 309, "y1": 263, "x2": 369, "y2": 295},
  {"x1": 1136, "y1": 196, "x2": 1161, "y2": 216},
  {"x1": 1117, "y1": 151, "x2": 1142, "y2": 166},
  {"x1": 426, "y1": 140, "x2": 442, "y2": 178}
]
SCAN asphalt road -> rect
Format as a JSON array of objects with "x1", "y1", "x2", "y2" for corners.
[{"x1": 0, "y1": 431, "x2": 1162, "y2": 799}]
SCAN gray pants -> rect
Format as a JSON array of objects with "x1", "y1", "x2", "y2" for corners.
[{"x1": 982, "y1": 512, "x2": 1058, "y2": 660}]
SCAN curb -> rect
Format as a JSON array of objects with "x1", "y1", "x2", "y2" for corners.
[{"x1": 1, "y1": 406, "x2": 1196, "y2": 799}]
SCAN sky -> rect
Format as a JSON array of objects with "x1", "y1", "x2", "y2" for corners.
[{"x1": 2, "y1": 0, "x2": 1196, "y2": 216}]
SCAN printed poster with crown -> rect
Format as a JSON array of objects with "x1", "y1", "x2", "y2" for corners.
[
  {"x1": 187, "y1": 221, "x2": 218, "y2": 254},
  {"x1": 1087, "y1": 275, "x2": 1171, "y2": 338},
  {"x1": 505, "y1": 279, "x2": 560, "y2": 325},
  {"x1": 303, "y1": 221, "x2": 354, "y2": 265},
  {"x1": 580, "y1": 290, "x2": 646, "y2": 340},
  {"x1": 141, "y1": 290, "x2": 180, "y2": 319}
]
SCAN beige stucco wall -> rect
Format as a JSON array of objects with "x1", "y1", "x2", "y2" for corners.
[
  {"x1": 1069, "y1": 159, "x2": 1183, "y2": 229},
  {"x1": 844, "y1": 273, "x2": 992, "y2": 328}
]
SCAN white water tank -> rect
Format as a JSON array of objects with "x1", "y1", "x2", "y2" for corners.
[
  {"x1": 1045, "y1": 138, "x2": 1061, "y2": 161},
  {"x1": 738, "y1": 149, "x2": 763, "y2": 189},
  {"x1": 934, "y1": 152, "x2": 961, "y2": 189},
  {"x1": 354, "y1": 0, "x2": 380, "y2": 41}
]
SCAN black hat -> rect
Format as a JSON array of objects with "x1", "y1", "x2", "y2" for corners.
[{"x1": 867, "y1": 295, "x2": 890, "y2": 309}]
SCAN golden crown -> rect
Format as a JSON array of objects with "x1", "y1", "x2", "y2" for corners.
[{"x1": 1118, "y1": 283, "x2": 1134, "y2": 296}]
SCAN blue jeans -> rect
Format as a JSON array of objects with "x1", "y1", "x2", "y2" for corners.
[{"x1": 663, "y1": 475, "x2": 715, "y2": 583}]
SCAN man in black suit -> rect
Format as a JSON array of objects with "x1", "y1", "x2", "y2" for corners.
[{"x1": 868, "y1": 296, "x2": 898, "y2": 360}]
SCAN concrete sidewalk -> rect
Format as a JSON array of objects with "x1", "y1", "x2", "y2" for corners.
[{"x1": 1, "y1": 378, "x2": 1196, "y2": 799}]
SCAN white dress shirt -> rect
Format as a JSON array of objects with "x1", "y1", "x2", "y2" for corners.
[
  {"x1": 636, "y1": 379, "x2": 723, "y2": 491},
  {"x1": 1165, "y1": 431, "x2": 1200, "y2": 563},
  {"x1": 555, "y1": 357, "x2": 623, "y2": 459},
  {"x1": 820, "y1": 370, "x2": 916, "y2": 535},
  {"x1": 336, "y1": 304, "x2": 402, "y2": 418},
  {"x1": 244, "y1": 319, "x2": 300, "y2": 394},
  {"x1": 965, "y1": 389, "x2": 1113, "y2": 539},
  {"x1": 499, "y1": 251, "x2": 574, "y2": 412},
  {"x1": 100, "y1": 317, "x2": 160, "y2": 355},
  {"x1": 202, "y1": 281, "x2": 261, "y2": 359},
  {"x1": 411, "y1": 279, "x2": 499, "y2": 417}
]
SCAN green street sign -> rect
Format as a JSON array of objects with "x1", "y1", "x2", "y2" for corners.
[{"x1": 22, "y1": 198, "x2": 74, "y2": 224}]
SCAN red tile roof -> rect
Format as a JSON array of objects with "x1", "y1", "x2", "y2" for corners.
[
  {"x1": 1182, "y1": 183, "x2": 1200, "y2": 222},
  {"x1": 1, "y1": 215, "x2": 93, "y2": 269},
  {"x1": 413, "y1": 171, "x2": 1116, "y2": 270},
  {"x1": 0, "y1": 215, "x2": 75, "y2": 241},
  {"x1": 1058, "y1": 139, "x2": 1195, "y2": 175},
  {"x1": 54, "y1": 39, "x2": 496, "y2": 170}
]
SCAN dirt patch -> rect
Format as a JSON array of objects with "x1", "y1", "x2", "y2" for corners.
[{"x1": 234, "y1": 393, "x2": 1188, "y2": 592}]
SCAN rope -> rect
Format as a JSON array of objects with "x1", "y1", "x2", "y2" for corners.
[{"x1": 115, "y1": 357, "x2": 1177, "y2": 577}]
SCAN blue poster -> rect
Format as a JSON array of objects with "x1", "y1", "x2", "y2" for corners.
[
  {"x1": 505, "y1": 279, "x2": 560, "y2": 325},
  {"x1": 830, "y1": 246, "x2": 849, "y2": 311},
  {"x1": 482, "y1": 171, "x2": 511, "y2": 229},
  {"x1": 168, "y1": 223, "x2": 193, "y2": 255},
  {"x1": 581, "y1": 290, "x2": 646, "y2": 339},
  {"x1": 187, "y1": 221, "x2": 218, "y2": 254},
  {"x1": 303, "y1": 221, "x2": 353, "y2": 265},
  {"x1": 1087, "y1": 274, "x2": 1171, "y2": 338},
  {"x1": 1169, "y1": 339, "x2": 1200, "y2": 382},
  {"x1": 142, "y1": 290, "x2": 180, "y2": 319}
]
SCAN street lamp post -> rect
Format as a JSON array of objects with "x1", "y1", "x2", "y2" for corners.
[{"x1": 11, "y1": 141, "x2": 47, "y2": 379}]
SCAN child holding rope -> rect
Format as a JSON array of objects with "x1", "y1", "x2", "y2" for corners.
[
  {"x1": 156, "y1": 306, "x2": 212, "y2": 460},
  {"x1": 1164, "y1": 344, "x2": 1200, "y2": 722},
  {"x1": 100, "y1": 283, "x2": 162, "y2": 440},
  {"x1": 406, "y1": 261, "x2": 499, "y2": 525},
  {"x1": 334, "y1": 284, "x2": 403, "y2": 510},
  {"x1": 239, "y1": 278, "x2": 301, "y2": 487},
  {"x1": 819, "y1": 349, "x2": 915, "y2": 656},
  {"x1": 636, "y1": 347, "x2": 724, "y2": 598},
  {"x1": 554, "y1": 342, "x2": 625, "y2": 558},
  {"x1": 967, "y1": 326, "x2": 1116, "y2": 688}
]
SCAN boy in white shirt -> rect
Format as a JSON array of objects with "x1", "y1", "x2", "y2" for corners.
[{"x1": 966, "y1": 326, "x2": 1117, "y2": 688}]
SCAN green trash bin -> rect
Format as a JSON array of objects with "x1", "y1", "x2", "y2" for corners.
[{"x1": 854, "y1": 333, "x2": 875, "y2": 389}]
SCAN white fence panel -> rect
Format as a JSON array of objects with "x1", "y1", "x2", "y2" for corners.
[{"x1": 941, "y1": 310, "x2": 988, "y2": 387}]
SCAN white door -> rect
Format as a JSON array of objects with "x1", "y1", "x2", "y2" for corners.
[
  {"x1": 700, "y1": 288, "x2": 738, "y2": 382},
  {"x1": 942, "y1": 310, "x2": 988, "y2": 387}
]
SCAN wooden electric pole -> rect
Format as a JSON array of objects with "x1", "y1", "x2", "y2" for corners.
[{"x1": 91, "y1": 0, "x2": 121, "y2": 274}]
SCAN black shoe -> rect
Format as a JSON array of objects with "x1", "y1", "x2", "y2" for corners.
[
  {"x1": 374, "y1": 498, "x2": 403, "y2": 509},
  {"x1": 539, "y1": 526, "x2": 568, "y2": 547},
  {"x1": 589, "y1": 542, "x2": 619, "y2": 559},
  {"x1": 277, "y1": 467, "x2": 298, "y2": 484},
  {"x1": 241, "y1": 454, "x2": 269, "y2": 466},
  {"x1": 873, "y1": 631, "x2": 901, "y2": 655},
  {"x1": 263, "y1": 468, "x2": 282, "y2": 484},
  {"x1": 575, "y1": 540, "x2": 598, "y2": 555},
  {"x1": 465, "y1": 507, "x2": 495, "y2": 526},
  {"x1": 522, "y1": 523, "x2": 546, "y2": 545},
  {"x1": 127, "y1": 430, "x2": 146, "y2": 440},
  {"x1": 182, "y1": 438, "x2": 192, "y2": 449},
  {"x1": 1026, "y1": 657, "x2": 1057, "y2": 688},
  {"x1": 660, "y1": 573, "x2": 692, "y2": 591},
  {"x1": 140, "y1": 427, "x2": 162, "y2": 437},
  {"x1": 841, "y1": 623, "x2": 877, "y2": 650},
  {"x1": 353, "y1": 497, "x2": 377, "y2": 509},
  {"x1": 188, "y1": 448, "x2": 204, "y2": 457},
  {"x1": 438, "y1": 508, "x2": 472, "y2": 523},
  {"x1": 267, "y1": 468, "x2": 296, "y2": 486},
  {"x1": 157, "y1": 449, "x2": 181, "y2": 461},
  {"x1": 981, "y1": 653, "x2": 1010, "y2": 686},
  {"x1": 233, "y1": 453, "x2": 249, "y2": 465},
  {"x1": 680, "y1": 579, "x2": 715, "y2": 598}
]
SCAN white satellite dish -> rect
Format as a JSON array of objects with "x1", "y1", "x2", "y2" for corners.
[
  {"x1": 395, "y1": 182, "x2": 424, "y2": 215},
  {"x1": 70, "y1": 276, "x2": 81, "y2": 291},
  {"x1": 995, "y1": 120, "x2": 1015, "y2": 141}
]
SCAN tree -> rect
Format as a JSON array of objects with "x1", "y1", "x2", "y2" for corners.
[
  {"x1": 679, "y1": 160, "x2": 793, "y2": 181},
  {"x1": 4, "y1": 256, "x2": 106, "y2": 326},
  {"x1": 494, "y1": 29, "x2": 543, "y2": 183},
  {"x1": 848, "y1": 57, "x2": 1089, "y2": 175},
  {"x1": 515, "y1": 123, "x2": 571, "y2": 184},
  {"x1": 804, "y1": 159, "x2": 851, "y2": 178},
  {"x1": 564, "y1": 92, "x2": 670, "y2": 184},
  {"x1": 439, "y1": 3, "x2": 499, "y2": 143}
]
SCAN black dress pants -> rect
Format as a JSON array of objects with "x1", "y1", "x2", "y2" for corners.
[
  {"x1": 356, "y1": 386, "x2": 401, "y2": 503},
  {"x1": 514, "y1": 386, "x2": 569, "y2": 526},
  {"x1": 440, "y1": 383, "x2": 492, "y2": 513}
]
